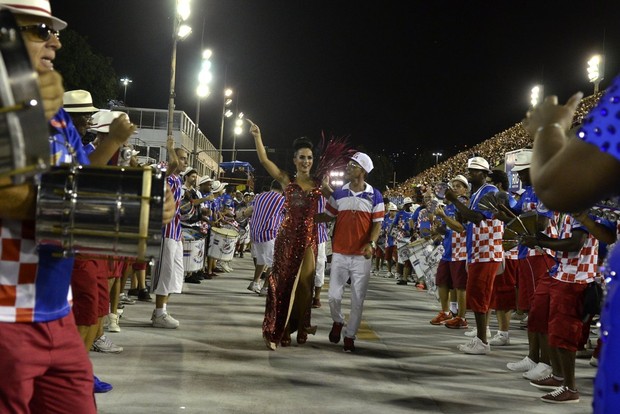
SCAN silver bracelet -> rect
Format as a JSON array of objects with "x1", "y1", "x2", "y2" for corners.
[{"x1": 535, "y1": 123, "x2": 563, "y2": 134}]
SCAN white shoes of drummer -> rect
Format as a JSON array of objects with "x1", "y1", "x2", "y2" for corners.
[{"x1": 221, "y1": 262, "x2": 233, "y2": 272}]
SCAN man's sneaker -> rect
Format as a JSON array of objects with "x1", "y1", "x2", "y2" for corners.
[
  {"x1": 329, "y1": 322, "x2": 344, "y2": 344},
  {"x1": 464, "y1": 325, "x2": 492, "y2": 337},
  {"x1": 312, "y1": 297, "x2": 321, "y2": 308},
  {"x1": 489, "y1": 332, "x2": 510, "y2": 346},
  {"x1": 523, "y1": 362, "x2": 552, "y2": 380},
  {"x1": 520, "y1": 315, "x2": 529, "y2": 326},
  {"x1": 507, "y1": 356, "x2": 537, "y2": 372},
  {"x1": 127, "y1": 288, "x2": 139, "y2": 297},
  {"x1": 371, "y1": 270, "x2": 378, "y2": 276},
  {"x1": 457, "y1": 336, "x2": 490, "y2": 355},
  {"x1": 105, "y1": 313, "x2": 121, "y2": 333},
  {"x1": 511, "y1": 312, "x2": 527, "y2": 321},
  {"x1": 540, "y1": 386, "x2": 579, "y2": 404},
  {"x1": 152, "y1": 312, "x2": 180, "y2": 329},
  {"x1": 386, "y1": 272, "x2": 395, "y2": 278},
  {"x1": 430, "y1": 311, "x2": 453, "y2": 325},
  {"x1": 396, "y1": 279, "x2": 408, "y2": 286},
  {"x1": 92, "y1": 335, "x2": 123, "y2": 353},
  {"x1": 138, "y1": 288, "x2": 152, "y2": 302},
  {"x1": 119, "y1": 293, "x2": 135, "y2": 305},
  {"x1": 343, "y1": 336, "x2": 355, "y2": 352},
  {"x1": 247, "y1": 281, "x2": 261, "y2": 294},
  {"x1": 221, "y1": 262, "x2": 233, "y2": 272},
  {"x1": 445, "y1": 316, "x2": 468, "y2": 329},
  {"x1": 530, "y1": 374, "x2": 564, "y2": 391},
  {"x1": 93, "y1": 375, "x2": 113, "y2": 393},
  {"x1": 590, "y1": 356, "x2": 599, "y2": 367},
  {"x1": 259, "y1": 286, "x2": 268, "y2": 296}
]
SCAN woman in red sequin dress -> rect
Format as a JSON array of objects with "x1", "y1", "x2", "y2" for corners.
[{"x1": 249, "y1": 120, "x2": 322, "y2": 349}]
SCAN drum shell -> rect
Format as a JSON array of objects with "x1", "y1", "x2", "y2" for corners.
[
  {"x1": 208, "y1": 227, "x2": 239, "y2": 261},
  {"x1": 182, "y1": 229, "x2": 205, "y2": 273},
  {"x1": 36, "y1": 165, "x2": 165, "y2": 261}
]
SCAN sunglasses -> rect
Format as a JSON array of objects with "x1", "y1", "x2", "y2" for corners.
[{"x1": 19, "y1": 24, "x2": 59, "y2": 42}]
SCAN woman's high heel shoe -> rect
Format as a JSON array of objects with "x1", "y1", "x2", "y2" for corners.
[
  {"x1": 280, "y1": 333, "x2": 292, "y2": 347},
  {"x1": 297, "y1": 325, "x2": 317, "y2": 344},
  {"x1": 263, "y1": 334, "x2": 276, "y2": 351}
]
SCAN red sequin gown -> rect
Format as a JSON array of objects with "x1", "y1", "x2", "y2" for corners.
[{"x1": 262, "y1": 180, "x2": 320, "y2": 345}]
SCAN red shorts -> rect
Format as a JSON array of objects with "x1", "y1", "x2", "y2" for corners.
[
  {"x1": 384, "y1": 245, "x2": 396, "y2": 262},
  {"x1": 71, "y1": 259, "x2": 108, "y2": 325},
  {"x1": 0, "y1": 313, "x2": 96, "y2": 413},
  {"x1": 466, "y1": 261, "x2": 500, "y2": 313},
  {"x1": 517, "y1": 254, "x2": 556, "y2": 311},
  {"x1": 436, "y1": 260, "x2": 468, "y2": 290},
  {"x1": 490, "y1": 259, "x2": 517, "y2": 311},
  {"x1": 547, "y1": 278, "x2": 586, "y2": 352},
  {"x1": 374, "y1": 247, "x2": 384, "y2": 259},
  {"x1": 106, "y1": 257, "x2": 125, "y2": 278},
  {"x1": 121, "y1": 258, "x2": 149, "y2": 272},
  {"x1": 528, "y1": 275, "x2": 551, "y2": 333}
]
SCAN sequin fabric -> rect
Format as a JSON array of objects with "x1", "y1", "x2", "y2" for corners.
[
  {"x1": 580, "y1": 74, "x2": 620, "y2": 413},
  {"x1": 262, "y1": 180, "x2": 320, "y2": 345},
  {"x1": 577, "y1": 74, "x2": 620, "y2": 161}
]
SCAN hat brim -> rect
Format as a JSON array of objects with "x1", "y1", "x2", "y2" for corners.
[
  {"x1": 65, "y1": 105, "x2": 99, "y2": 113},
  {"x1": 1, "y1": 6, "x2": 68, "y2": 30},
  {"x1": 512, "y1": 165, "x2": 530, "y2": 172}
]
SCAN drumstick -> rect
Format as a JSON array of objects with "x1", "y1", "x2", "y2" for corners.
[{"x1": 0, "y1": 100, "x2": 36, "y2": 114}]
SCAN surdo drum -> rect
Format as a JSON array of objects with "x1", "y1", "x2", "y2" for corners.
[
  {"x1": 208, "y1": 227, "x2": 239, "y2": 261},
  {"x1": 36, "y1": 165, "x2": 165, "y2": 261}
]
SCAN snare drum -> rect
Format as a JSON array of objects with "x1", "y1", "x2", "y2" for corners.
[
  {"x1": 182, "y1": 228, "x2": 205, "y2": 273},
  {"x1": 0, "y1": 10, "x2": 50, "y2": 185},
  {"x1": 36, "y1": 165, "x2": 165, "y2": 261},
  {"x1": 208, "y1": 227, "x2": 239, "y2": 261},
  {"x1": 406, "y1": 239, "x2": 433, "y2": 278}
]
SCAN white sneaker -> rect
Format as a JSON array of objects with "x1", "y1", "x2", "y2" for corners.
[
  {"x1": 105, "y1": 313, "x2": 121, "y2": 333},
  {"x1": 464, "y1": 326, "x2": 492, "y2": 338},
  {"x1": 590, "y1": 356, "x2": 598, "y2": 367},
  {"x1": 247, "y1": 281, "x2": 261, "y2": 294},
  {"x1": 511, "y1": 312, "x2": 527, "y2": 321},
  {"x1": 523, "y1": 362, "x2": 552, "y2": 380},
  {"x1": 152, "y1": 312, "x2": 180, "y2": 329},
  {"x1": 119, "y1": 293, "x2": 136, "y2": 305},
  {"x1": 457, "y1": 337, "x2": 490, "y2": 355},
  {"x1": 489, "y1": 332, "x2": 510, "y2": 346},
  {"x1": 507, "y1": 356, "x2": 537, "y2": 372},
  {"x1": 259, "y1": 286, "x2": 268, "y2": 296},
  {"x1": 92, "y1": 335, "x2": 123, "y2": 353},
  {"x1": 221, "y1": 262, "x2": 233, "y2": 272}
]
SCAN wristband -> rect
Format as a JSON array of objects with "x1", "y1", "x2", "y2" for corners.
[
  {"x1": 535, "y1": 123, "x2": 563, "y2": 134},
  {"x1": 369, "y1": 241, "x2": 376, "y2": 249}
]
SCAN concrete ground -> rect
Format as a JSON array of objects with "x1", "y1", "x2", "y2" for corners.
[{"x1": 92, "y1": 255, "x2": 597, "y2": 414}]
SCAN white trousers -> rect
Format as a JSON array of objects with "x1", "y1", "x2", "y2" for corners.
[
  {"x1": 314, "y1": 241, "x2": 327, "y2": 287},
  {"x1": 328, "y1": 253, "x2": 372, "y2": 339},
  {"x1": 153, "y1": 238, "x2": 184, "y2": 296}
]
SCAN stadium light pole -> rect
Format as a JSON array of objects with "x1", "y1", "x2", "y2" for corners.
[
  {"x1": 193, "y1": 48, "x2": 213, "y2": 168},
  {"x1": 218, "y1": 88, "x2": 233, "y2": 167},
  {"x1": 530, "y1": 84, "x2": 543, "y2": 108},
  {"x1": 587, "y1": 54, "x2": 604, "y2": 94},
  {"x1": 166, "y1": 0, "x2": 192, "y2": 139},
  {"x1": 120, "y1": 77, "x2": 132, "y2": 104},
  {"x1": 231, "y1": 112, "x2": 244, "y2": 165},
  {"x1": 432, "y1": 152, "x2": 442, "y2": 165}
]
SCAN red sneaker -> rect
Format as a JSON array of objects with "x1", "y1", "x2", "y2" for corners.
[
  {"x1": 445, "y1": 316, "x2": 468, "y2": 329},
  {"x1": 329, "y1": 322, "x2": 343, "y2": 343},
  {"x1": 430, "y1": 311, "x2": 453, "y2": 325}
]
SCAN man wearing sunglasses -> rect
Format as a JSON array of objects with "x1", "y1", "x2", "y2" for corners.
[{"x1": 0, "y1": 1, "x2": 155, "y2": 412}]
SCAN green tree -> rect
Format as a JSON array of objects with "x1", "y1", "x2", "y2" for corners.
[{"x1": 54, "y1": 29, "x2": 118, "y2": 108}]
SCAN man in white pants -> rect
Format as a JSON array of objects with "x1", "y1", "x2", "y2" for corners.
[{"x1": 320, "y1": 152, "x2": 384, "y2": 352}]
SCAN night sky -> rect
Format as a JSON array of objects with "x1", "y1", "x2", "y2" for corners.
[{"x1": 49, "y1": 0, "x2": 620, "y2": 177}]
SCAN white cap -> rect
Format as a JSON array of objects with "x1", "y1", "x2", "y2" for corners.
[
  {"x1": 451, "y1": 174, "x2": 469, "y2": 188},
  {"x1": 387, "y1": 202, "x2": 398, "y2": 211},
  {"x1": 467, "y1": 156, "x2": 491, "y2": 172},
  {"x1": 349, "y1": 152, "x2": 374, "y2": 173},
  {"x1": 0, "y1": 0, "x2": 67, "y2": 30},
  {"x1": 181, "y1": 166, "x2": 197, "y2": 177},
  {"x1": 402, "y1": 197, "x2": 413, "y2": 205},
  {"x1": 512, "y1": 149, "x2": 533, "y2": 172},
  {"x1": 90, "y1": 110, "x2": 128, "y2": 133}
]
